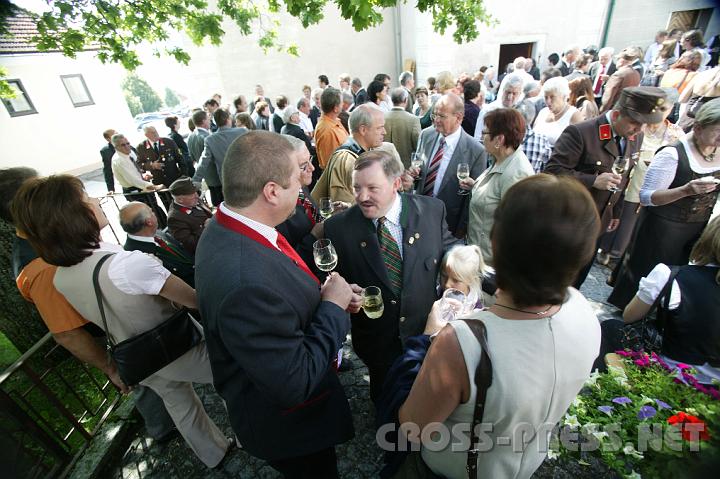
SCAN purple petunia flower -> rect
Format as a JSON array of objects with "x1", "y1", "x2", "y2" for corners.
[
  {"x1": 612, "y1": 396, "x2": 632, "y2": 405},
  {"x1": 598, "y1": 405, "x2": 614, "y2": 415},
  {"x1": 637, "y1": 405, "x2": 657, "y2": 420},
  {"x1": 655, "y1": 399, "x2": 671, "y2": 410},
  {"x1": 615, "y1": 350, "x2": 631, "y2": 357}
]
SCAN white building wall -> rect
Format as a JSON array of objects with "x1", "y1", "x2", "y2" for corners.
[
  {"x1": 400, "y1": 0, "x2": 608, "y2": 84},
  {"x1": 606, "y1": 0, "x2": 720, "y2": 54},
  {"x1": 136, "y1": 5, "x2": 399, "y2": 108},
  {"x1": 0, "y1": 52, "x2": 137, "y2": 175}
]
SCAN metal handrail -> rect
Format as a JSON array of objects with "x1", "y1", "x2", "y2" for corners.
[{"x1": 1, "y1": 332, "x2": 122, "y2": 478}]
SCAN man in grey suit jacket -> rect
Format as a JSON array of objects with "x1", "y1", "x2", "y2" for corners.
[
  {"x1": 195, "y1": 131, "x2": 359, "y2": 476},
  {"x1": 413, "y1": 93, "x2": 487, "y2": 237},
  {"x1": 384, "y1": 88, "x2": 421, "y2": 168},
  {"x1": 193, "y1": 108, "x2": 247, "y2": 206}
]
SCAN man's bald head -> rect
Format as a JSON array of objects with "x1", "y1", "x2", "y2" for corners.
[{"x1": 119, "y1": 201, "x2": 155, "y2": 236}]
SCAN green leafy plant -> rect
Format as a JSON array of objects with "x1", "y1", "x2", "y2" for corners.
[
  {"x1": 551, "y1": 351, "x2": 720, "y2": 478},
  {"x1": 164, "y1": 87, "x2": 181, "y2": 108},
  {"x1": 122, "y1": 73, "x2": 163, "y2": 115},
  {"x1": 3, "y1": 1, "x2": 494, "y2": 70}
]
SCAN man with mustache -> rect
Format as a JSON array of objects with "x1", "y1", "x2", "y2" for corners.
[{"x1": 323, "y1": 150, "x2": 456, "y2": 404}]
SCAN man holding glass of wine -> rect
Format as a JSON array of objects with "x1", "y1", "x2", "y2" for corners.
[
  {"x1": 546, "y1": 86, "x2": 669, "y2": 287},
  {"x1": 195, "y1": 131, "x2": 361, "y2": 478},
  {"x1": 412, "y1": 93, "x2": 487, "y2": 238},
  {"x1": 324, "y1": 150, "x2": 457, "y2": 405}
]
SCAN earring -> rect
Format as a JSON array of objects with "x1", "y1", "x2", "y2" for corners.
[{"x1": 494, "y1": 143, "x2": 500, "y2": 149}]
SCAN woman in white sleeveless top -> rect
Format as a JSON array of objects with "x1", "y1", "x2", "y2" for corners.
[
  {"x1": 395, "y1": 175, "x2": 601, "y2": 479},
  {"x1": 533, "y1": 76, "x2": 585, "y2": 146},
  {"x1": 11, "y1": 175, "x2": 232, "y2": 469}
]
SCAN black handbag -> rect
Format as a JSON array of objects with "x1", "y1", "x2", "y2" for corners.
[
  {"x1": 93, "y1": 254, "x2": 203, "y2": 386},
  {"x1": 620, "y1": 266, "x2": 680, "y2": 353}
]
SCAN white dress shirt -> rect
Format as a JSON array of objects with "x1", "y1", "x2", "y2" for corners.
[
  {"x1": 111, "y1": 151, "x2": 153, "y2": 190},
  {"x1": 299, "y1": 111, "x2": 314, "y2": 134},
  {"x1": 433, "y1": 127, "x2": 462, "y2": 197},
  {"x1": 219, "y1": 202, "x2": 279, "y2": 250}
]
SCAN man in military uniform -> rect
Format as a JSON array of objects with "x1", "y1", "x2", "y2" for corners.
[
  {"x1": 167, "y1": 178, "x2": 212, "y2": 255},
  {"x1": 119, "y1": 202, "x2": 196, "y2": 287},
  {"x1": 136, "y1": 125, "x2": 185, "y2": 210},
  {"x1": 546, "y1": 86, "x2": 668, "y2": 287}
]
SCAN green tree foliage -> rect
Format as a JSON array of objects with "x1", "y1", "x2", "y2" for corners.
[
  {"x1": 164, "y1": 87, "x2": 181, "y2": 108},
  {"x1": 124, "y1": 91, "x2": 144, "y2": 117},
  {"x1": 122, "y1": 74, "x2": 163, "y2": 115},
  {"x1": 4, "y1": 1, "x2": 494, "y2": 71}
]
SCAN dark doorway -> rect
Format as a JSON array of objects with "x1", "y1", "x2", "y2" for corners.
[{"x1": 498, "y1": 42, "x2": 534, "y2": 73}]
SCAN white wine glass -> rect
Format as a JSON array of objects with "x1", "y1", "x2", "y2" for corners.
[
  {"x1": 609, "y1": 156, "x2": 627, "y2": 193},
  {"x1": 319, "y1": 197, "x2": 334, "y2": 220},
  {"x1": 362, "y1": 286, "x2": 384, "y2": 319},
  {"x1": 410, "y1": 152, "x2": 424, "y2": 170},
  {"x1": 313, "y1": 239, "x2": 337, "y2": 272},
  {"x1": 440, "y1": 288, "x2": 466, "y2": 321},
  {"x1": 456, "y1": 163, "x2": 470, "y2": 195},
  {"x1": 463, "y1": 288, "x2": 482, "y2": 314}
]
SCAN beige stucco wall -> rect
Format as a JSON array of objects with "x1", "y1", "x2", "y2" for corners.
[
  {"x1": 400, "y1": 0, "x2": 608, "y2": 83},
  {"x1": 0, "y1": 51, "x2": 137, "y2": 175},
  {"x1": 605, "y1": 0, "x2": 720, "y2": 54},
  {"x1": 135, "y1": 5, "x2": 399, "y2": 109}
]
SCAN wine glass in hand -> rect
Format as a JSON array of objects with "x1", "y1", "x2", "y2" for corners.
[
  {"x1": 457, "y1": 163, "x2": 471, "y2": 195},
  {"x1": 440, "y1": 288, "x2": 466, "y2": 321},
  {"x1": 609, "y1": 156, "x2": 627, "y2": 193},
  {"x1": 313, "y1": 239, "x2": 338, "y2": 272},
  {"x1": 361, "y1": 286, "x2": 384, "y2": 319},
  {"x1": 319, "y1": 197, "x2": 334, "y2": 220}
]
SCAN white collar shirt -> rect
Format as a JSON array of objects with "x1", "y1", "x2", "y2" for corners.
[{"x1": 219, "y1": 202, "x2": 279, "y2": 250}]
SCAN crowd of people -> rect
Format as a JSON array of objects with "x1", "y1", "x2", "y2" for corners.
[{"x1": 1, "y1": 25, "x2": 719, "y2": 479}]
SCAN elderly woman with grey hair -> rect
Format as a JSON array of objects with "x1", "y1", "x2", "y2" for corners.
[
  {"x1": 532, "y1": 76, "x2": 584, "y2": 146},
  {"x1": 608, "y1": 98, "x2": 720, "y2": 310},
  {"x1": 488, "y1": 74, "x2": 524, "y2": 111}
]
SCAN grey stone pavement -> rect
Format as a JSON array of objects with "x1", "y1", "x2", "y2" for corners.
[{"x1": 81, "y1": 168, "x2": 622, "y2": 478}]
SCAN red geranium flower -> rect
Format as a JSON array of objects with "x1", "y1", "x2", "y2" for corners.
[{"x1": 667, "y1": 412, "x2": 711, "y2": 441}]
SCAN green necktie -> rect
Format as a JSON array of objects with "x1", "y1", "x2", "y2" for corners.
[{"x1": 377, "y1": 217, "x2": 403, "y2": 296}]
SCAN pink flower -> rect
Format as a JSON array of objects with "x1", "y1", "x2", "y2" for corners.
[{"x1": 676, "y1": 363, "x2": 691, "y2": 370}]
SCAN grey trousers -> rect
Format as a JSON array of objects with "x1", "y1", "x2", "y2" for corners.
[
  {"x1": 141, "y1": 341, "x2": 229, "y2": 467},
  {"x1": 133, "y1": 386, "x2": 175, "y2": 439}
]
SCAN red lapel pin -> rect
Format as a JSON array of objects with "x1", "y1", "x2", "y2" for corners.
[{"x1": 599, "y1": 124, "x2": 611, "y2": 141}]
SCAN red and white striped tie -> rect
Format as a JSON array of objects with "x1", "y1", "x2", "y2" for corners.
[{"x1": 423, "y1": 137, "x2": 446, "y2": 196}]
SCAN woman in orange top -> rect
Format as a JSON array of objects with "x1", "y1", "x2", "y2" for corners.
[{"x1": 659, "y1": 50, "x2": 703, "y2": 95}]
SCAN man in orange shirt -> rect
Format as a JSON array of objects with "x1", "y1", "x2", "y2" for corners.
[{"x1": 314, "y1": 87, "x2": 349, "y2": 169}]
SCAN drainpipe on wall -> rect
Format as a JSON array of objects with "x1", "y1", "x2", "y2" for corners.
[
  {"x1": 394, "y1": 5, "x2": 403, "y2": 78},
  {"x1": 600, "y1": 0, "x2": 616, "y2": 47}
]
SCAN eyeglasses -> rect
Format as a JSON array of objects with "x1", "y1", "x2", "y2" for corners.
[
  {"x1": 481, "y1": 130, "x2": 491, "y2": 136},
  {"x1": 431, "y1": 113, "x2": 452, "y2": 121},
  {"x1": 119, "y1": 142, "x2": 131, "y2": 147},
  {"x1": 300, "y1": 163, "x2": 311, "y2": 172}
]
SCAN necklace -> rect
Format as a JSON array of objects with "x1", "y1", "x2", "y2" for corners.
[
  {"x1": 692, "y1": 136, "x2": 717, "y2": 162},
  {"x1": 494, "y1": 303, "x2": 554, "y2": 316}
]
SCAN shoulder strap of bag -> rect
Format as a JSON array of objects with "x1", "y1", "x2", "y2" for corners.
[
  {"x1": 459, "y1": 318, "x2": 493, "y2": 479},
  {"x1": 672, "y1": 70, "x2": 692, "y2": 90},
  {"x1": 93, "y1": 253, "x2": 117, "y2": 347}
]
